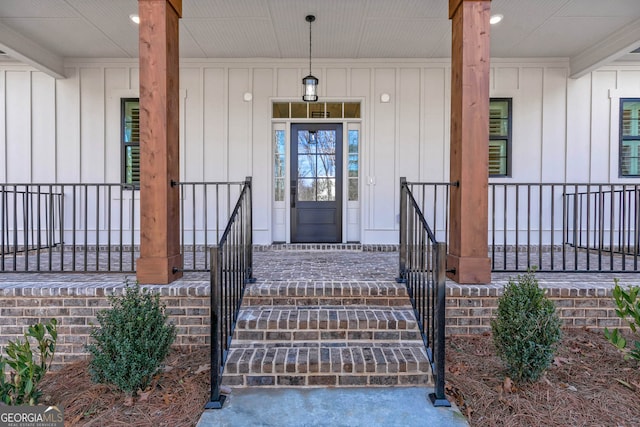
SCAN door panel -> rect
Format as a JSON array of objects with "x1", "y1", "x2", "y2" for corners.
[{"x1": 291, "y1": 123, "x2": 343, "y2": 243}]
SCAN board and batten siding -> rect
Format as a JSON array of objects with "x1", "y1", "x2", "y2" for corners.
[{"x1": 1, "y1": 59, "x2": 640, "y2": 244}]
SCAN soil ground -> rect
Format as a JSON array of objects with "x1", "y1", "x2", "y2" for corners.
[{"x1": 39, "y1": 328, "x2": 639, "y2": 426}]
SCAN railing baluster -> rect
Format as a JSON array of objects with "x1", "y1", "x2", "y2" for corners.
[
  {"x1": 550, "y1": 185, "x2": 555, "y2": 271},
  {"x1": 398, "y1": 178, "x2": 407, "y2": 282},
  {"x1": 36, "y1": 185, "x2": 42, "y2": 271},
  {"x1": 491, "y1": 184, "x2": 496, "y2": 270},
  {"x1": 191, "y1": 183, "x2": 196, "y2": 270},
  {"x1": 538, "y1": 184, "x2": 543, "y2": 270},
  {"x1": 107, "y1": 185, "x2": 112, "y2": 271},
  {"x1": 95, "y1": 185, "x2": 100, "y2": 271}
]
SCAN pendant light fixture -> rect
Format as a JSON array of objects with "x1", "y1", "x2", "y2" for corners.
[{"x1": 302, "y1": 14, "x2": 318, "y2": 102}]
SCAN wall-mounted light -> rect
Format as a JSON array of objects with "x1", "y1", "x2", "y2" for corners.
[
  {"x1": 129, "y1": 14, "x2": 140, "y2": 24},
  {"x1": 243, "y1": 92, "x2": 253, "y2": 102},
  {"x1": 380, "y1": 93, "x2": 391, "y2": 103},
  {"x1": 302, "y1": 15, "x2": 318, "y2": 102},
  {"x1": 489, "y1": 14, "x2": 503, "y2": 25}
]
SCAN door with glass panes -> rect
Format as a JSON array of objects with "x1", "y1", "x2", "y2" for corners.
[{"x1": 290, "y1": 123, "x2": 343, "y2": 243}]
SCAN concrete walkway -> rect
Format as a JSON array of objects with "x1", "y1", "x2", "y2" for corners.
[{"x1": 197, "y1": 387, "x2": 469, "y2": 427}]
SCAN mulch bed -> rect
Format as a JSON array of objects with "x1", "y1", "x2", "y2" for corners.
[
  {"x1": 37, "y1": 328, "x2": 639, "y2": 426},
  {"x1": 39, "y1": 347, "x2": 211, "y2": 427},
  {"x1": 446, "y1": 328, "x2": 640, "y2": 426}
]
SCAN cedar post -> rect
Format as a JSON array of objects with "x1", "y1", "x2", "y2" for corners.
[
  {"x1": 447, "y1": 0, "x2": 492, "y2": 284},
  {"x1": 136, "y1": 0, "x2": 183, "y2": 284}
]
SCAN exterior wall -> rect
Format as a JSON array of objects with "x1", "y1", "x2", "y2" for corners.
[{"x1": 1, "y1": 58, "x2": 640, "y2": 245}]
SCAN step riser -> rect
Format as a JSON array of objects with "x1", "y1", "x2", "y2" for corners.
[
  {"x1": 222, "y1": 346, "x2": 432, "y2": 387},
  {"x1": 245, "y1": 282, "x2": 408, "y2": 298},
  {"x1": 234, "y1": 330, "x2": 424, "y2": 343},
  {"x1": 243, "y1": 297, "x2": 411, "y2": 307},
  {"x1": 223, "y1": 374, "x2": 431, "y2": 387}
]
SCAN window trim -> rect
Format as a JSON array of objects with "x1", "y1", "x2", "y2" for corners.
[
  {"x1": 619, "y1": 98, "x2": 640, "y2": 178},
  {"x1": 489, "y1": 97, "x2": 512, "y2": 178},
  {"x1": 121, "y1": 98, "x2": 140, "y2": 187}
]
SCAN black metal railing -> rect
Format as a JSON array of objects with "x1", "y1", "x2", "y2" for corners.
[
  {"x1": 1, "y1": 183, "x2": 137, "y2": 272},
  {"x1": 179, "y1": 181, "x2": 246, "y2": 272},
  {"x1": 398, "y1": 178, "x2": 449, "y2": 407},
  {"x1": 564, "y1": 184, "x2": 640, "y2": 260},
  {"x1": 405, "y1": 181, "x2": 640, "y2": 273},
  {"x1": 0, "y1": 181, "x2": 244, "y2": 273},
  {"x1": 490, "y1": 183, "x2": 640, "y2": 272},
  {"x1": 206, "y1": 177, "x2": 253, "y2": 409},
  {"x1": 1, "y1": 185, "x2": 63, "y2": 269}
]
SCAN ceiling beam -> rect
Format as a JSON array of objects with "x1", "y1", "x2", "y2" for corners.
[
  {"x1": 570, "y1": 17, "x2": 640, "y2": 79},
  {"x1": 0, "y1": 21, "x2": 65, "y2": 79}
]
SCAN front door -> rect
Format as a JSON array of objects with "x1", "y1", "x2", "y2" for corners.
[{"x1": 291, "y1": 123, "x2": 343, "y2": 243}]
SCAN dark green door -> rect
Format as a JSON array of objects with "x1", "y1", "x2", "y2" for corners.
[{"x1": 291, "y1": 123, "x2": 343, "y2": 243}]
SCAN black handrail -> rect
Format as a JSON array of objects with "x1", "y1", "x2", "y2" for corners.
[
  {"x1": 398, "y1": 177, "x2": 449, "y2": 407},
  {"x1": 206, "y1": 177, "x2": 253, "y2": 409}
]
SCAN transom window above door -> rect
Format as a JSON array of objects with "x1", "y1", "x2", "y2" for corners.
[{"x1": 273, "y1": 102, "x2": 360, "y2": 119}]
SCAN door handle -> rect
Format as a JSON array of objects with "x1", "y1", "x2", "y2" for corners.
[{"x1": 290, "y1": 181, "x2": 296, "y2": 208}]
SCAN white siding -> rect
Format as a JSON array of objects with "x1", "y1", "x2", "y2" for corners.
[
  {"x1": 6, "y1": 70, "x2": 31, "y2": 182},
  {"x1": 541, "y1": 67, "x2": 567, "y2": 182},
  {"x1": 79, "y1": 68, "x2": 105, "y2": 182},
  {"x1": 252, "y1": 68, "x2": 274, "y2": 240},
  {"x1": 31, "y1": 72, "x2": 56, "y2": 182},
  {"x1": 566, "y1": 74, "x2": 592, "y2": 182},
  {"x1": 1, "y1": 58, "x2": 640, "y2": 245}
]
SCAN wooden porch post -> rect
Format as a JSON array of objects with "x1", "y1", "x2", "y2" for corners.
[
  {"x1": 136, "y1": 0, "x2": 183, "y2": 284},
  {"x1": 447, "y1": 0, "x2": 492, "y2": 284}
]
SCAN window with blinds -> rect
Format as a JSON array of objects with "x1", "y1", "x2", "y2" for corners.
[
  {"x1": 122, "y1": 98, "x2": 140, "y2": 186},
  {"x1": 489, "y1": 98, "x2": 511, "y2": 177},
  {"x1": 620, "y1": 99, "x2": 640, "y2": 177}
]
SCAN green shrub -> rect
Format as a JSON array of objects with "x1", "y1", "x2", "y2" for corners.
[
  {"x1": 0, "y1": 319, "x2": 58, "y2": 405},
  {"x1": 604, "y1": 279, "x2": 640, "y2": 361},
  {"x1": 86, "y1": 284, "x2": 176, "y2": 398},
  {"x1": 491, "y1": 272, "x2": 562, "y2": 383}
]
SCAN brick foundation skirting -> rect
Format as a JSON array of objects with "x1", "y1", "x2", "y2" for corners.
[
  {"x1": 446, "y1": 283, "x2": 625, "y2": 335},
  {"x1": 0, "y1": 283, "x2": 210, "y2": 368},
  {"x1": 0, "y1": 281, "x2": 630, "y2": 369}
]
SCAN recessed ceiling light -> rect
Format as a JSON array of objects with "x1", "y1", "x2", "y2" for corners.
[
  {"x1": 129, "y1": 14, "x2": 140, "y2": 24},
  {"x1": 490, "y1": 14, "x2": 503, "y2": 25}
]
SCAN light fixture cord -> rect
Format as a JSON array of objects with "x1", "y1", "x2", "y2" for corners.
[{"x1": 308, "y1": 18, "x2": 312, "y2": 75}]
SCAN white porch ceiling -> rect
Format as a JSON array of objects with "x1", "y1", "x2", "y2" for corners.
[{"x1": 0, "y1": 0, "x2": 639, "y2": 79}]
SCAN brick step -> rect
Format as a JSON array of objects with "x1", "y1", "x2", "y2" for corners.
[
  {"x1": 243, "y1": 280, "x2": 411, "y2": 307},
  {"x1": 222, "y1": 345, "x2": 432, "y2": 387},
  {"x1": 235, "y1": 307, "x2": 419, "y2": 333}
]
